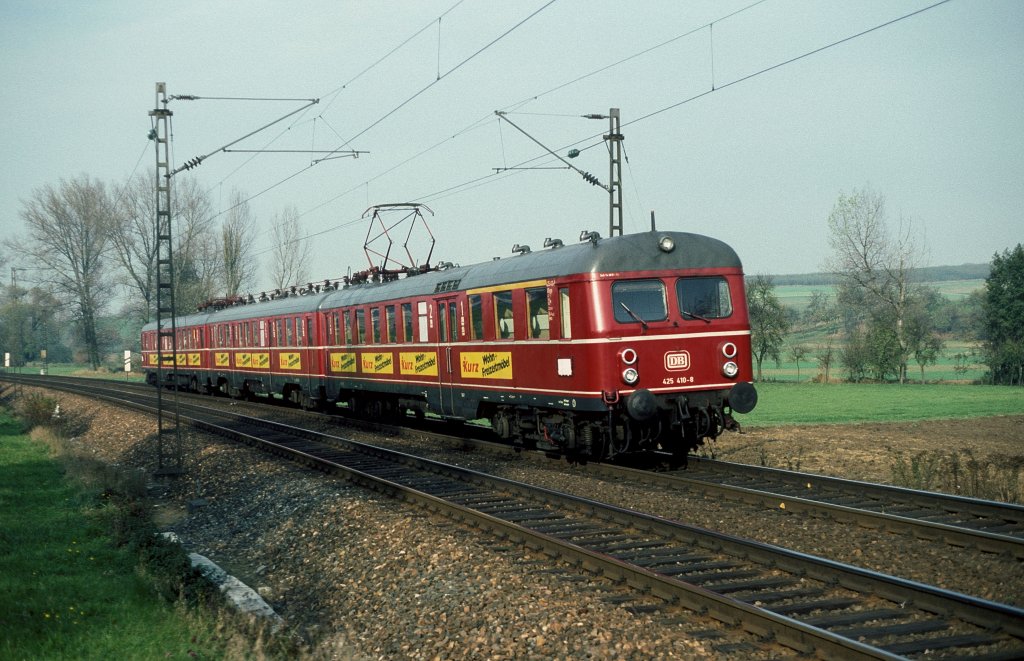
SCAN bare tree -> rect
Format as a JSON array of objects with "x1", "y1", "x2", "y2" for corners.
[
  {"x1": 11, "y1": 175, "x2": 114, "y2": 369},
  {"x1": 270, "y1": 205, "x2": 312, "y2": 290},
  {"x1": 221, "y1": 190, "x2": 257, "y2": 298},
  {"x1": 747, "y1": 274, "x2": 790, "y2": 381},
  {"x1": 111, "y1": 172, "x2": 220, "y2": 319},
  {"x1": 816, "y1": 338, "x2": 836, "y2": 383},
  {"x1": 825, "y1": 187, "x2": 924, "y2": 384}
]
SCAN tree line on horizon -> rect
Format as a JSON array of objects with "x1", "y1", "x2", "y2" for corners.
[
  {"x1": 747, "y1": 187, "x2": 1023, "y2": 386},
  {"x1": 0, "y1": 176, "x2": 1020, "y2": 386},
  {"x1": 0, "y1": 172, "x2": 312, "y2": 370}
]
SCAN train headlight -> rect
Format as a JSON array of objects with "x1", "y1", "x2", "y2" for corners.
[
  {"x1": 619, "y1": 348, "x2": 637, "y2": 365},
  {"x1": 722, "y1": 342, "x2": 737, "y2": 359},
  {"x1": 722, "y1": 361, "x2": 739, "y2": 378},
  {"x1": 622, "y1": 367, "x2": 640, "y2": 385},
  {"x1": 658, "y1": 235, "x2": 675, "y2": 253}
]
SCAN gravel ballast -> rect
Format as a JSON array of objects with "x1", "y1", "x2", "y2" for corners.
[{"x1": 19, "y1": 386, "x2": 1023, "y2": 658}]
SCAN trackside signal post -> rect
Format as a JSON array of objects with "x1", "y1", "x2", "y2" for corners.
[{"x1": 149, "y1": 82, "x2": 184, "y2": 476}]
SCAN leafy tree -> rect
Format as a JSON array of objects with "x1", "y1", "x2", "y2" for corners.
[
  {"x1": 803, "y1": 290, "x2": 836, "y2": 327},
  {"x1": 815, "y1": 339, "x2": 836, "y2": 383},
  {"x1": 825, "y1": 187, "x2": 926, "y2": 384},
  {"x1": 10, "y1": 175, "x2": 114, "y2": 369},
  {"x1": 982, "y1": 244, "x2": 1024, "y2": 385},
  {"x1": 747, "y1": 274, "x2": 790, "y2": 381},
  {"x1": 788, "y1": 344, "x2": 809, "y2": 381},
  {"x1": 905, "y1": 291, "x2": 945, "y2": 383}
]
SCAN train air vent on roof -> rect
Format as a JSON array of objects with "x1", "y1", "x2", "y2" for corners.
[{"x1": 434, "y1": 279, "x2": 462, "y2": 293}]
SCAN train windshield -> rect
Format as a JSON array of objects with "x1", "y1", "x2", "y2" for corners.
[
  {"x1": 612, "y1": 279, "x2": 667, "y2": 323},
  {"x1": 676, "y1": 277, "x2": 733, "y2": 320}
]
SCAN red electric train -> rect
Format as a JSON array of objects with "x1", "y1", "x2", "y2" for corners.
[{"x1": 141, "y1": 229, "x2": 757, "y2": 464}]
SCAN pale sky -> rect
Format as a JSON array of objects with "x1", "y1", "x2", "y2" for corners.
[{"x1": 1, "y1": 0, "x2": 1021, "y2": 293}]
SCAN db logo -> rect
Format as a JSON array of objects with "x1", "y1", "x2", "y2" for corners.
[{"x1": 664, "y1": 351, "x2": 691, "y2": 371}]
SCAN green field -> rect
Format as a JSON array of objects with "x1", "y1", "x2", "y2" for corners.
[
  {"x1": 738, "y1": 382, "x2": 1024, "y2": 426},
  {"x1": 0, "y1": 412, "x2": 227, "y2": 660},
  {"x1": 772, "y1": 279, "x2": 985, "y2": 312}
]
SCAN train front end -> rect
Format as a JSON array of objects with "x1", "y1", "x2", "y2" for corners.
[{"x1": 585, "y1": 231, "x2": 757, "y2": 462}]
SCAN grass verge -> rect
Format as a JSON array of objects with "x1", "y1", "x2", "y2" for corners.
[{"x1": 0, "y1": 395, "x2": 291, "y2": 660}]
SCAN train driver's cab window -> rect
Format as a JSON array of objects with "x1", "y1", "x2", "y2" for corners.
[
  {"x1": 676, "y1": 277, "x2": 732, "y2": 320},
  {"x1": 525, "y1": 287, "x2": 549, "y2": 339},
  {"x1": 612, "y1": 279, "x2": 667, "y2": 324},
  {"x1": 494, "y1": 290, "x2": 514, "y2": 339}
]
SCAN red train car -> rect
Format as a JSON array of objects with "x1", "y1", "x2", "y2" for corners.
[{"x1": 142, "y1": 229, "x2": 756, "y2": 463}]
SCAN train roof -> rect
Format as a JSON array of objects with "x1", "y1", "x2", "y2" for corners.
[
  {"x1": 142, "y1": 230, "x2": 741, "y2": 329},
  {"x1": 323, "y1": 229, "x2": 742, "y2": 306}
]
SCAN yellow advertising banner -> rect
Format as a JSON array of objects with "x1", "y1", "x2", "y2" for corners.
[
  {"x1": 361, "y1": 352, "x2": 394, "y2": 374},
  {"x1": 279, "y1": 352, "x2": 302, "y2": 370},
  {"x1": 148, "y1": 354, "x2": 158, "y2": 366},
  {"x1": 330, "y1": 352, "x2": 358, "y2": 373},
  {"x1": 188, "y1": 353, "x2": 201, "y2": 367},
  {"x1": 399, "y1": 351, "x2": 438, "y2": 377},
  {"x1": 215, "y1": 352, "x2": 230, "y2": 367},
  {"x1": 175, "y1": 353, "x2": 187, "y2": 366},
  {"x1": 460, "y1": 352, "x2": 513, "y2": 379},
  {"x1": 236, "y1": 353, "x2": 252, "y2": 368},
  {"x1": 253, "y1": 353, "x2": 270, "y2": 369}
]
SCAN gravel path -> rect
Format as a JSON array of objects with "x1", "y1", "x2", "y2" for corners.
[{"x1": 23, "y1": 387, "x2": 1023, "y2": 658}]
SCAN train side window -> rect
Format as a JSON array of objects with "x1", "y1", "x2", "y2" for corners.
[
  {"x1": 559, "y1": 287, "x2": 571, "y2": 339},
  {"x1": 296, "y1": 317, "x2": 305, "y2": 346},
  {"x1": 402, "y1": 303, "x2": 413, "y2": 342},
  {"x1": 494, "y1": 290, "x2": 514, "y2": 339},
  {"x1": 417, "y1": 301, "x2": 429, "y2": 342},
  {"x1": 344, "y1": 311, "x2": 353, "y2": 345},
  {"x1": 371, "y1": 308, "x2": 381, "y2": 344},
  {"x1": 468, "y1": 294, "x2": 484, "y2": 340},
  {"x1": 276, "y1": 319, "x2": 284, "y2": 347},
  {"x1": 525, "y1": 287, "x2": 549, "y2": 339},
  {"x1": 306, "y1": 317, "x2": 313, "y2": 346},
  {"x1": 260, "y1": 320, "x2": 268, "y2": 347},
  {"x1": 676, "y1": 276, "x2": 733, "y2": 319},
  {"x1": 385, "y1": 305, "x2": 396, "y2": 343},
  {"x1": 285, "y1": 318, "x2": 294, "y2": 346},
  {"x1": 355, "y1": 309, "x2": 365, "y2": 344},
  {"x1": 612, "y1": 279, "x2": 667, "y2": 323}
]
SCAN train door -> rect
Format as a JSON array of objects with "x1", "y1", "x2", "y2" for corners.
[{"x1": 436, "y1": 297, "x2": 459, "y2": 416}]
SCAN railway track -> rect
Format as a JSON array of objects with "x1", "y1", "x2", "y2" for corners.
[
  {"x1": 6, "y1": 374, "x2": 1024, "y2": 659},
  {"x1": 8, "y1": 374, "x2": 1024, "y2": 560}
]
